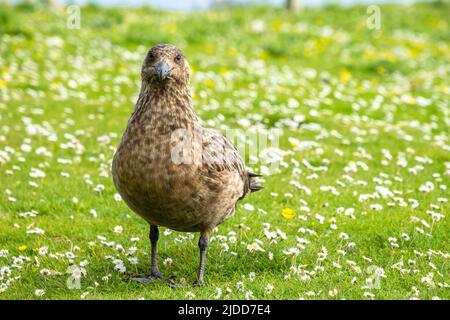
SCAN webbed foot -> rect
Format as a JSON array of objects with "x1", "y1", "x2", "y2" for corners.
[{"x1": 132, "y1": 270, "x2": 178, "y2": 288}]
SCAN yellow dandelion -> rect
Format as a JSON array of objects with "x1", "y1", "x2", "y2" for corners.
[
  {"x1": 271, "y1": 19, "x2": 282, "y2": 32},
  {"x1": 219, "y1": 68, "x2": 229, "y2": 76},
  {"x1": 257, "y1": 51, "x2": 269, "y2": 61},
  {"x1": 376, "y1": 66, "x2": 385, "y2": 74},
  {"x1": 205, "y1": 79, "x2": 215, "y2": 88},
  {"x1": 0, "y1": 80, "x2": 6, "y2": 88},
  {"x1": 339, "y1": 68, "x2": 352, "y2": 84},
  {"x1": 281, "y1": 208, "x2": 294, "y2": 220},
  {"x1": 18, "y1": 245, "x2": 28, "y2": 251}
]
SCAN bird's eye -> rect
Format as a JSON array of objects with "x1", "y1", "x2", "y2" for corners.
[
  {"x1": 148, "y1": 52, "x2": 155, "y2": 60},
  {"x1": 175, "y1": 54, "x2": 183, "y2": 63}
]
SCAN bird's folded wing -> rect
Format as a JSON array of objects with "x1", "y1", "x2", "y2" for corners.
[{"x1": 200, "y1": 128, "x2": 250, "y2": 197}]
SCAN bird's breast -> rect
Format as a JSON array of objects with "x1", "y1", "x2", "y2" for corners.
[{"x1": 112, "y1": 127, "x2": 199, "y2": 211}]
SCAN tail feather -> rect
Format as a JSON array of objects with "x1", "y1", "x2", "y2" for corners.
[
  {"x1": 248, "y1": 171, "x2": 263, "y2": 192},
  {"x1": 248, "y1": 172, "x2": 262, "y2": 178}
]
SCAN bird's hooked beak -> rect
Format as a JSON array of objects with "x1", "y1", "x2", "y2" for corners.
[{"x1": 154, "y1": 62, "x2": 172, "y2": 82}]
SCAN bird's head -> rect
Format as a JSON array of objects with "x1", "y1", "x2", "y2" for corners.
[{"x1": 141, "y1": 44, "x2": 190, "y2": 87}]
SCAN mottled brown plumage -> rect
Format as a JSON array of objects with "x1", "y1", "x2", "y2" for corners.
[{"x1": 112, "y1": 44, "x2": 262, "y2": 285}]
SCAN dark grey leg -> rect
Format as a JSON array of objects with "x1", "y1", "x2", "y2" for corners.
[
  {"x1": 132, "y1": 225, "x2": 177, "y2": 288},
  {"x1": 149, "y1": 224, "x2": 163, "y2": 278},
  {"x1": 195, "y1": 233, "x2": 208, "y2": 286}
]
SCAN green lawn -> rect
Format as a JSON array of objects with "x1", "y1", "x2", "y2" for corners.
[{"x1": 0, "y1": 2, "x2": 449, "y2": 300}]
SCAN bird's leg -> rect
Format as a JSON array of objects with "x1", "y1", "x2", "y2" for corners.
[
  {"x1": 132, "y1": 225, "x2": 177, "y2": 288},
  {"x1": 149, "y1": 224, "x2": 163, "y2": 278},
  {"x1": 194, "y1": 233, "x2": 209, "y2": 286}
]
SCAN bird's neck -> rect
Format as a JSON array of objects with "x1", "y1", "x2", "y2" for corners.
[{"x1": 133, "y1": 83, "x2": 199, "y2": 132}]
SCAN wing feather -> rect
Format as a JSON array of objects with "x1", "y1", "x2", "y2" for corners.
[{"x1": 200, "y1": 128, "x2": 250, "y2": 198}]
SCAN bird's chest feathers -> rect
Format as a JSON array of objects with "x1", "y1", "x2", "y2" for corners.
[
  {"x1": 115, "y1": 97, "x2": 200, "y2": 191},
  {"x1": 125, "y1": 104, "x2": 196, "y2": 159}
]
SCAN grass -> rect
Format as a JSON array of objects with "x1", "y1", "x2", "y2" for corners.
[{"x1": 0, "y1": 2, "x2": 449, "y2": 300}]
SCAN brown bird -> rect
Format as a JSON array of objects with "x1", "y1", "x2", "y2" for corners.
[{"x1": 112, "y1": 44, "x2": 262, "y2": 285}]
